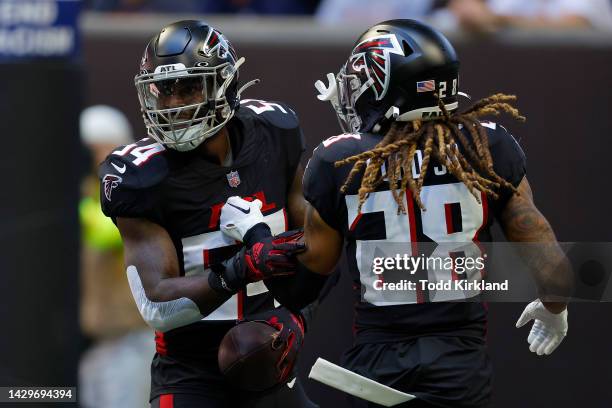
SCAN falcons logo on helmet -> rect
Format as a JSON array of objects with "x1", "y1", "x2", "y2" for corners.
[
  {"x1": 103, "y1": 174, "x2": 123, "y2": 201},
  {"x1": 348, "y1": 34, "x2": 405, "y2": 100},
  {"x1": 202, "y1": 28, "x2": 237, "y2": 60}
]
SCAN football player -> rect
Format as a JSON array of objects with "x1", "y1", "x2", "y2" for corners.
[
  {"x1": 99, "y1": 20, "x2": 316, "y2": 408},
  {"x1": 220, "y1": 19, "x2": 572, "y2": 408}
]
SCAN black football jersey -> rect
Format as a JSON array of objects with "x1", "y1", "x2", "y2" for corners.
[
  {"x1": 99, "y1": 99, "x2": 304, "y2": 324},
  {"x1": 303, "y1": 122, "x2": 526, "y2": 343}
]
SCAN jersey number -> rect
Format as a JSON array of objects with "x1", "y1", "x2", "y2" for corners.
[
  {"x1": 346, "y1": 183, "x2": 486, "y2": 305},
  {"x1": 241, "y1": 99, "x2": 288, "y2": 115},
  {"x1": 112, "y1": 139, "x2": 165, "y2": 166}
]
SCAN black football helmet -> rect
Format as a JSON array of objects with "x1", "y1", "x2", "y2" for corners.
[
  {"x1": 316, "y1": 19, "x2": 460, "y2": 134},
  {"x1": 135, "y1": 20, "x2": 254, "y2": 151}
]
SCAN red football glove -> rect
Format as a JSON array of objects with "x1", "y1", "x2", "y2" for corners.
[
  {"x1": 243, "y1": 230, "x2": 305, "y2": 282},
  {"x1": 250, "y1": 307, "x2": 305, "y2": 384},
  {"x1": 208, "y1": 230, "x2": 305, "y2": 294}
]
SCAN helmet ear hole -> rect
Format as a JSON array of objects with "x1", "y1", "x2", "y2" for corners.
[{"x1": 401, "y1": 40, "x2": 414, "y2": 57}]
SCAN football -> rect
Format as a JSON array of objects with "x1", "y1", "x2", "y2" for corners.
[{"x1": 218, "y1": 321, "x2": 288, "y2": 392}]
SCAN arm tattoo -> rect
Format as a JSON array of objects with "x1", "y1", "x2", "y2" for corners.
[
  {"x1": 501, "y1": 180, "x2": 573, "y2": 306},
  {"x1": 502, "y1": 194, "x2": 556, "y2": 243}
]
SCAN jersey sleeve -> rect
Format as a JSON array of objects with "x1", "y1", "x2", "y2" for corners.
[
  {"x1": 283, "y1": 126, "x2": 306, "y2": 193},
  {"x1": 486, "y1": 123, "x2": 527, "y2": 208},
  {"x1": 302, "y1": 143, "x2": 341, "y2": 231},
  {"x1": 240, "y1": 99, "x2": 306, "y2": 181},
  {"x1": 272, "y1": 101, "x2": 305, "y2": 178},
  {"x1": 284, "y1": 123, "x2": 306, "y2": 174},
  {"x1": 99, "y1": 175, "x2": 154, "y2": 221},
  {"x1": 98, "y1": 141, "x2": 168, "y2": 221}
]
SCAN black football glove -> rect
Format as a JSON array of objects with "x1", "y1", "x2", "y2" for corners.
[{"x1": 208, "y1": 230, "x2": 305, "y2": 294}]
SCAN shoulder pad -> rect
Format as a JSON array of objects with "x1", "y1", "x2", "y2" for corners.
[
  {"x1": 314, "y1": 132, "x2": 376, "y2": 163},
  {"x1": 98, "y1": 137, "x2": 168, "y2": 190},
  {"x1": 238, "y1": 99, "x2": 300, "y2": 130},
  {"x1": 479, "y1": 121, "x2": 526, "y2": 191},
  {"x1": 480, "y1": 121, "x2": 522, "y2": 150}
]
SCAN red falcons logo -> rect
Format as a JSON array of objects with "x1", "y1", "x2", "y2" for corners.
[
  {"x1": 348, "y1": 34, "x2": 405, "y2": 100},
  {"x1": 103, "y1": 174, "x2": 123, "y2": 201}
]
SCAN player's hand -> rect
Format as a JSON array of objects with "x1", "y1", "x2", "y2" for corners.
[
  {"x1": 249, "y1": 307, "x2": 305, "y2": 383},
  {"x1": 243, "y1": 230, "x2": 305, "y2": 282},
  {"x1": 210, "y1": 230, "x2": 305, "y2": 294},
  {"x1": 516, "y1": 299, "x2": 568, "y2": 356},
  {"x1": 221, "y1": 196, "x2": 266, "y2": 243}
]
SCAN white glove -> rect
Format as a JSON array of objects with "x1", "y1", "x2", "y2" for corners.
[
  {"x1": 220, "y1": 196, "x2": 265, "y2": 242},
  {"x1": 516, "y1": 299, "x2": 568, "y2": 356}
]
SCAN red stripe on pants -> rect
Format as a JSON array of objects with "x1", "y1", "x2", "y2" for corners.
[{"x1": 160, "y1": 394, "x2": 173, "y2": 408}]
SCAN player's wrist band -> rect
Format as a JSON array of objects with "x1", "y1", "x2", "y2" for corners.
[
  {"x1": 207, "y1": 252, "x2": 249, "y2": 295},
  {"x1": 208, "y1": 269, "x2": 237, "y2": 295},
  {"x1": 243, "y1": 222, "x2": 272, "y2": 248}
]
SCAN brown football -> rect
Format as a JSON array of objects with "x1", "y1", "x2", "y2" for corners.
[{"x1": 218, "y1": 321, "x2": 285, "y2": 392}]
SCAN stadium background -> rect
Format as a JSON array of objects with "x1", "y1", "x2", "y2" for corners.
[{"x1": 2, "y1": 4, "x2": 612, "y2": 407}]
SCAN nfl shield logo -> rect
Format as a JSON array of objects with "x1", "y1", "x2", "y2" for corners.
[{"x1": 226, "y1": 170, "x2": 241, "y2": 188}]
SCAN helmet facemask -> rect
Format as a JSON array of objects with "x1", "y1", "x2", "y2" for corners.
[
  {"x1": 135, "y1": 61, "x2": 239, "y2": 152},
  {"x1": 336, "y1": 63, "x2": 374, "y2": 134}
]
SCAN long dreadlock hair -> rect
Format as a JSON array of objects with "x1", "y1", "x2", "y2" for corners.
[{"x1": 335, "y1": 93, "x2": 525, "y2": 213}]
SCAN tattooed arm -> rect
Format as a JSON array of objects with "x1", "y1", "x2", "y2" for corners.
[{"x1": 500, "y1": 178, "x2": 572, "y2": 313}]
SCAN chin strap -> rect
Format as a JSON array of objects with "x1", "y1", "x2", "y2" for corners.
[
  {"x1": 372, "y1": 106, "x2": 400, "y2": 133},
  {"x1": 237, "y1": 78, "x2": 261, "y2": 98},
  {"x1": 458, "y1": 91, "x2": 471, "y2": 100},
  {"x1": 217, "y1": 56, "x2": 256, "y2": 101},
  {"x1": 234, "y1": 56, "x2": 262, "y2": 99},
  {"x1": 385, "y1": 106, "x2": 400, "y2": 120}
]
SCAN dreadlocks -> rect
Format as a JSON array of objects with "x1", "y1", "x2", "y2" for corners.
[{"x1": 335, "y1": 93, "x2": 525, "y2": 213}]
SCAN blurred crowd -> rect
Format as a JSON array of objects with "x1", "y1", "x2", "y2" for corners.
[
  {"x1": 85, "y1": 0, "x2": 321, "y2": 15},
  {"x1": 85, "y1": 0, "x2": 612, "y2": 31},
  {"x1": 79, "y1": 106, "x2": 154, "y2": 408}
]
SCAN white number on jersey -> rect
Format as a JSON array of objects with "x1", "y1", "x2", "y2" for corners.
[
  {"x1": 112, "y1": 138, "x2": 165, "y2": 166},
  {"x1": 346, "y1": 182, "x2": 486, "y2": 305},
  {"x1": 241, "y1": 99, "x2": 288, "y2": 115}
]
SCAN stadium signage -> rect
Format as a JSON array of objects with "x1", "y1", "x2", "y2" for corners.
[{"x1": 0, "y1": 0, "x2": 80, "y2": 60}]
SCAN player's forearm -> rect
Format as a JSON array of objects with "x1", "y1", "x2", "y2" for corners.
[
  {"x1": 296, "y1": 246, "x2": 337, "y2": 276},
  {"x1": 287, "y1": 164, "x2": 307, "y2": 229},
  {"x1": 296, "y1": 205, "x2": 343, "y2": 276},
  {"x1": 271, "y1": 242, "x2": 336, "y2": 311},
  {"x1": 125, "y1": 263, "x2": 230, "y2": 332},
  {"x1": 501, "y1": 190, "x2": 572, "y2": 311},
  {"x1": 125, "y1": 247, "x2": 230, "y2": 317},
  {"x1": 508, "y1": 239, "x2": 571, "y2": 313},
  {"x1": 150, "y1": 274, "x2": 232, "y2": 316},
  {"x1": 288, "y1": 195, "x2": 307, "y2": 229}
]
